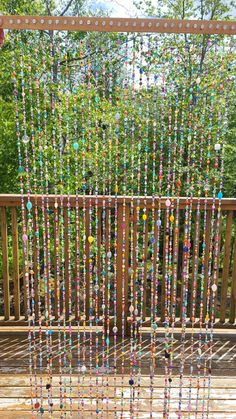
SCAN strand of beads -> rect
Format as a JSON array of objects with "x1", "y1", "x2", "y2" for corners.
[
  {"x1": 12, "y1": 32, "x2": 34, "y2": 414},
  {"x1": 135, "y1": 34, "x2": 144, "y2": 414},
  {"x1": 55, "y1": 42, "x2": 66, "y2": 415},
  {"x1": 79, "y1": 38, "x2": 87, "y2": 415},
  {"x1": 120, "y1": 35, "x2": 129, "y2": 416},
  {"x1": 167, "y1": 46, "x2": 184, "y2": 417},
  {"x1": 149, "y1": 34, "x2": 158, "y2": 417},
  {"x1": 64, "y1": 41, "x2": 74, "y2": 416},
  {"x1": 105, "y1": 38, "x2": 114, "y2": 415},
  {"x1": 27, "y1": 36, "x2": 44, "y2": 412},
  {"x1": 100, "y1": 41, "x2": 107, "y2": 416},
  {"x1": 129, "y1": 35, "x2": 136, "y2": 417},
  {"x1": 201, "y1": 52, "x2": 217, "y2": 415},
  {"x1": 177, "y1": 41, "x2": 195, "y2": 418},
  {"x1": 42, "y1": 39, "x2": 54, "y2": 413},
  {"x1": 113, "y1": 34, "x2": 121, "y2": 416},
  {"x1": 70, "y1": 42, "x2": 82, "y2": 414},
  {"x1": 162, "y1": 45, "x2": 175, "y2": 419},
  {"x1": 206, "y1": 50, "x2": 229, "y2": 417},
  {"x1": 85, "y1": 37, "x2": 94, "y2": 415},
  {"x1": 93, "y1": 41, "x2": 100, "y2": 417},
  {"x1": 49, "y1": 36, "x2": 61, "y2": 416}
]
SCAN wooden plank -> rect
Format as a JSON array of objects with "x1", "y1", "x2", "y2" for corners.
[
  {"x1": 189, "y1": 208, "x2": 200, "y2": 319},
  {"x1": 1, "y1": 16, "x2": 236, "y2": 35},
  {"x1": 229, "y1": 230, "x2": 236, "y2": 323},
  {"x1": 0, "y1": 374, "x2": 236, "y2": 387},
  {"x1": 214, "y1": 215, "x2": 223, "y2": 314},
  {"x1": 32, "y1": 209, "x2": 39, "y2": 321},
  {"x1": 11, "y1": 208, "x2": 20, "y2": 320},
  {"x1": 64, "y1": 208, "x2": 69, "y2": 320},
  {"x1": 161, "y1": 210, "x2": 167, "y2": 322},
  {"x1": 0, "y1": 412, "x2": 235, "y2": 419},
  {"x1": 85, "y1": 207, "x2": 90, "y2": 320},
  {"x1": 0, "y1": 398, "x2": 235, "y2": 412},
  {"x1": 74, "y1": 206, "x2": 81, "y2": 321},
  {"x1": 0, "y1": 207, "x2": 10, "y2": 320},
  {"x1": 117, "y1": 203, "x2": 130, "y2": 335},
  {"x1": 0, "y1": 195, "x2": 235, "y2": 211},
  {"x1": 220, "y1": 210, "x2": 233, "y2": 323},
  {"x1": 203, "y1": 210, "x2": 212, "y2": 318},
  {"x1": 1, "y1": 386, "x2": 236, "y2": 399},
  {"x1": 171, "y1": 207, "x2": 180, "y2": 320},
  {"x1": 53, "y1": 208, "x2": 59, "y2": 320},
  {"x1": 142, "y1": 209, "x2": 149, "y2": 318},
  {"x1": 96, "y1": 208, "x2": 101, "y2": 315}
]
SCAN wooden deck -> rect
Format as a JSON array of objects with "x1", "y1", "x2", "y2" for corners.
[{"x1": 0, "y1": 330, "x2": 235, "y2": 417}]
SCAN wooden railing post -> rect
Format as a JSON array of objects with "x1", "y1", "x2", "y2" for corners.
[
  {"x1": 11, "y1": 207, "x2": 20, "y2": 320},
  {"x1": 220, "y1": 210, "x2": 233, "y2": 323},
  {"x1": 117, "y1": 202, "x2": 130, "y2": 336},
  {"x1": 229, "y1": 231, "x2": 236, "y2": 324},
  {"x1": 0, "y1": 207, "x2": 10, "y2": 320}
]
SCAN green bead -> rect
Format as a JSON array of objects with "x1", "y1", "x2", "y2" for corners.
[{"x1": 40, "y1": 407, "x2": 44, "y2": 414}]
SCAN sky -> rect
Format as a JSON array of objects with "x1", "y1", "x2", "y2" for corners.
[{"x1": 88, "y1": 0, "x2": 142, "y2": 17}]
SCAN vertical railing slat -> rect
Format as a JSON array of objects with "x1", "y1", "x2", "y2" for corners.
[
  {"x1": 203, "y1": 210, "x2": 212, "y2": 318},
  {"x1": 11, "y1": 207, "x2": 20, "y2": 320},
  {"x1": 142, "y1": 210, "x2": 149, "y2": 319},
  {"x1": 64, "y1": 207, "x2": 69, "y2": 320},
  {"x1": 161, "y1": 210, "x2": 167, "y2": 322},
  {"x1": 229, "y1": 230, "x2": 236, "y2": 323},
  {"x1": 189, "y1": 209, "x2": 200, "y2": 320},
  {"x1": 220, "y1": 210, "x2": 233, "y2": 323},
  {"x1": 85, "y1": 207, "x2": 90, "y2": 320},
  {"x1": 117, "y1": 202, "x2": 130, "y2": 335},
  {"x1": 0, "y1": 207, "x2": 10, "y2": 320}
]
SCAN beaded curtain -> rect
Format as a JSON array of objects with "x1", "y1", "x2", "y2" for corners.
[{"x1": 11, "y1": 29, "x2": 233, "y2": 417}]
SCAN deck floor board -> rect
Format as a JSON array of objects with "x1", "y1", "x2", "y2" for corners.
[{"x1": 0, "y1": 331, "x2": 235, "y2": 417}]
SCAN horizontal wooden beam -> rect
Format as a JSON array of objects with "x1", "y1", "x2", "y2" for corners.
[
  {"x1": 0, "y1": 15, "x2": 235, "y2": 35},
  {"x1": 0, "y1": 194, "x2": 235, "y2": 210}
]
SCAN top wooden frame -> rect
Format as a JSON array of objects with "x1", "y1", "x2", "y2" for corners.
[{"x1": 0, "y1": 15, "x2": 236, "y2": 35}]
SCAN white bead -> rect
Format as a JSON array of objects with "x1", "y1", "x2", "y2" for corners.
[
  {"x1": 212, "y1": 284, "x2": 217, "y2": 292},
  {"x1": 107, "y1": 251, "x2": 112, "y2": 259},
  {"x1": 134, "y1": 309, "x2": 138, "y2": 316},
  {"x1": 54, "y1": 202, "x2": 58, "y2": 209},
  {"x1": 113, "y1": 326, "x2": 118, "y2": 333},
  {"x1": 81, "y1": 365, "x2": 86, "y2": 373},
  {"x1": 214, "y1": 143, "x2": 221, "y2": 151},
  {"x1": 129, "y1": 305, "x2": 134, "y2": 313},
  {"x1": 22, "y1": 134, "x2": 30, "y2": 144}
]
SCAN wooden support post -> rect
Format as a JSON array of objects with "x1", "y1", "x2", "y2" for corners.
[
  {"x1": 229, "y1": 230, "x2": 236, "y2": 323},
  {"x1": 142, "y1": 210, "x2": 149, "y2": 319},
  {"x1": 203, "y1": 210, "x2": 212, "y2": 318},
  {"x1": 64, "y1": 208, "x2": 69, "y2": 320},
  {"x1": 11, "y1": 207, "x2": 20, "y2": 320},
  {"x1": 0, "y1": 207, "x2": 10, "y2": 320},
  {"x1": 117, "y1": 202, "x2": 130, "y2": 336},
  {"x1": 161, "y1": 210, "x2": 167, "y2": 322},
  {"x1": 54, "y1": 208, "x2": 59, "y2": 320},
  {"x1": 190, "y1": 209, "x2": 200, "y2": 319},
  {"x1": 85, "y1": 208, "x2": 90, "y2": 320},
  {"x1": 220, "y1": 210, "x2": 233, "y2": 323}
]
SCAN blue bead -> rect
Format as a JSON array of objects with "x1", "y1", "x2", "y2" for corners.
[
  {"x1": 217, "y1": 192, "x2": 223, "y2": 199},
  {"x1": 129, "y1": 378, "x2": 134, "y2": 386},
  {"x1": 73, "y1": 142, "x2": 79, "y2": 150},
  {"x1": 150, "y1": 236, "x2": 155, "y2": 244},
  {"x1": 26, "y1": 201, "x2": 32, "y2": 211},
  {"x1": 18, "y1": 166, "x2": 23, "y2": 173},
  {"x1": 183, "y1": 246, "x2": 189, "y2": 252}
]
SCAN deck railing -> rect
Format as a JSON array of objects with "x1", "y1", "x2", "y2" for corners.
[{"x1": 0, "y1": 194, "x2": 235, "y2": 330}]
